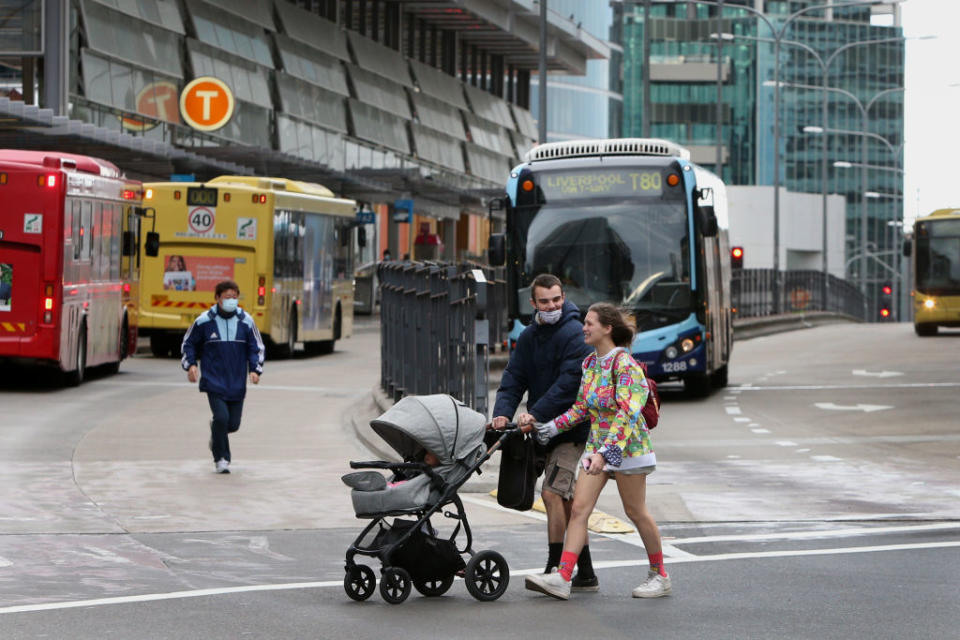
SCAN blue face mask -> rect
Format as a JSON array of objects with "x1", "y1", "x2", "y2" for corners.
[{"x1": 220, "y1": 298, "x2": 238, "y2": 313}]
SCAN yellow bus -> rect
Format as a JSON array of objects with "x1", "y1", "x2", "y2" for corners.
[
  {"x1": 907, "y1": 208, "x2": 960, "y2": 336},
  {"x1": 138, "y1": 176, "x2": 356, "y2": 356}
]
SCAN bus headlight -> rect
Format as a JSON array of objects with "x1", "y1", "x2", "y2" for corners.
[
  {"x1": 681, "y1": 338, "x2": 695, "y2": 352},
  {"x1": 664, "y1": 346, "x2": 678, "y2": 360},
  {"x1": 924, "y1": 299, "x2": 936, "y2": 309}
]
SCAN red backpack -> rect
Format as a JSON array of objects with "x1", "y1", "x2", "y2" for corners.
[{"x1": 614, "y1": 352, "x2": 661, "y2": 429}]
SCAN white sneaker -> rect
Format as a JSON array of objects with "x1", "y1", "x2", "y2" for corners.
[
  {"x1": 215, "y1": 459, "x2": 230, "y2": 474},
  {"x1": 524, "y1": 570, "x2": 571, "y2": 600},
  {"x1": 632, "y1": 570, "x2": 671, "y2": 598}
]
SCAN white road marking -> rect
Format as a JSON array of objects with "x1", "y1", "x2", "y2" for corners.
[
  {"x1": 852, "y1": 369, "x2": 903, "y2": 378},
  {"x1": 795, "y1": 448, "x2": 811, "y2": 453},
  {"x1": 100, "y1": 380, "x2": 362, "y2": 395},
  {"x1": 811, "y1": 455, "x2": 844, "y2": 462},
  {"x1": 776, "y1": 441, "x2": 798, "y2": 447},
  {"x1": 727, "y1": 455, "x2": 741, "y2": 459},
  {"x1": 751, "y1": 428, "x2": 770, "y2": 434},
  {"x1": 815, "y1": 402, "x2": 892, "y2": 412},
  {"x1": 748, "y1": 423, "x2": 760, "y2": 427},
  {"x1": 670, "y1": 522, "x2": 960, "y2": 545},
  {"x1": 724, "y1": 396, "x2": 737, "y2": 400},
  {"x1": 725, "y1": 406, "x2": 742, "y2": 415},
  {"x1": 5, "y1": 539, "x2": 959, "y2": 615},
  {"x1": 735, "y1": 382, "x2": 960, "y2": 391},
  {"x1": 733, "y1": 417, "x2": 751, "y2": 423},
  {"x1": 0, "y1": 555, "x2": 11, "y2": 568}
]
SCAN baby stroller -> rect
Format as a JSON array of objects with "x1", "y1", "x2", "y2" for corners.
[{"x1": 342, "y1": 394, "x2": 519, "y2": 604}]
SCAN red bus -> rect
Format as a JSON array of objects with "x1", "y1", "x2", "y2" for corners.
[{"x1": 0, "y1": 150, "x2": 142, "y2": 384}]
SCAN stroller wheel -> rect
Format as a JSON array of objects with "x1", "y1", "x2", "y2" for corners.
[
  {"x1": 464, "y1": 550, "x2": 510, "y2": 602},
  {"x1": 344, "y1": 564, "x2": 376, "y2": 601},
  {"x1": 379, "y1": 567, "x2": 412, "y2": 604},
  {"x1": 413, "y1": 574, "x2": 454, "y2": 597}
]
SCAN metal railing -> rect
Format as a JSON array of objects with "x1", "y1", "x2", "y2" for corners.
[
  {"x1": 732, "y1": 269, "x2": 866, "y2": 320},
  {"x1": 379, "y1": 262, "x2": 495, "y2": 413}
]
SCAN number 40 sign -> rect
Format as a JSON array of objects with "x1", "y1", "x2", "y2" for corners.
[{"x1": 188, "y1": 206, "x2": 215, "y2": 235}]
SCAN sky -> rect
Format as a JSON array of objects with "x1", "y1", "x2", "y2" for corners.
[{"x1": 900, "y1": 0, "x2": 960, "y2": 228}]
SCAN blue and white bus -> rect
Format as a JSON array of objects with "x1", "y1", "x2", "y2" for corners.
[{"x1": 490, "y1": 138, "x2": 733, "y2": 395}]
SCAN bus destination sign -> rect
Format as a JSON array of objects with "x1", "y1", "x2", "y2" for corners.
[{"x1": 539, "y1": 169, "x2": 663, "y2": 200}]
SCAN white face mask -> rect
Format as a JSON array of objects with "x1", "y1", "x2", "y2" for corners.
[{"x1": 538, "y1": 308, "x2": 563, "y2": 325}]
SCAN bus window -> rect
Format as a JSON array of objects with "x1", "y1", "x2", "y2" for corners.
[
  {"x1": 82, "y1": 201, "x2": 94, "y2": 262},
  {"x1": 73, "y1": 200, "x2": 82, "y2": 261},
  {"x1": 110, "y1": 204, "x2": 122, "y2": 281}
]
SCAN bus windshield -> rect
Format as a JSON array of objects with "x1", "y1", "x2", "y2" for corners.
[
  {"x1": 916, "y1": 220, "x2": 960, "y2": 295},
  {"x1": 520, "y1": 199, "x2": 690, "y2": 313}
]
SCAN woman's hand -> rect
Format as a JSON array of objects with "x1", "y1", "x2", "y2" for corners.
[{"x1": 584, "y1": 453, "x2": 606, "y2": 476}]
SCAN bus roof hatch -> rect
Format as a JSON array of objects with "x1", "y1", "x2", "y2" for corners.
[{"x1": 524, "y1": 138, "x2": 690, "y2": 163}]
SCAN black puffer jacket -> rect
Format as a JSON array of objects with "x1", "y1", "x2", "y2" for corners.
[{"x1": 493, "y1": 300, "x2": 592, "y2": 448}]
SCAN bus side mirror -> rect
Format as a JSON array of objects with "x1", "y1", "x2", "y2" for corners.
[
  {"x1": 121, "y1": 231, "x2": 136, "y2": 256},
  {"x1": 698, "y1": 204, "x2": 718, "y2": 237},
  {"x1": 357, "y1": 226, "x2": 367, "y2": 248},
  {"x1": 902, "y1": 239, "x2": 911, "y2": 257},
  {"x1": 145, "y1": 231, "x2": 160, "y2": 257},
  {"x1": 488, "y1": 233, "x2": 505, "y2": 266}
]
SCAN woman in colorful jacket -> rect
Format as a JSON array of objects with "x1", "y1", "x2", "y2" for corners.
[{"x1": 520, "y1": 302, "x2": 670, "y2": 601}]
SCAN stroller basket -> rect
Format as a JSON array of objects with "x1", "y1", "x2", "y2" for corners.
[{"x1": 372, "y1": 519, "x2": 465, "y2": 581}]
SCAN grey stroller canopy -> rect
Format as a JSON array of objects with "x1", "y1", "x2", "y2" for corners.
[
  {"x1": 347, "y1": 395, "x2": 488, "y2": 518},
  {"x1": 370, "y1": 394, "x2": 487, "y2": 467}
]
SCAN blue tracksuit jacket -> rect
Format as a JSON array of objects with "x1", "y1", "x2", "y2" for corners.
[{"x1": 181, "y1": 306, "x2": 265, "y2": 401}]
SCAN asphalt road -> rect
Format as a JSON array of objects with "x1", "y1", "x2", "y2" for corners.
[{"x1": 1, "y1": 320, "x2": 958, "y2": 639}]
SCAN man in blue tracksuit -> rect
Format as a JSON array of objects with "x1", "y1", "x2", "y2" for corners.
[
  {"x1": 182, "y1": 280, "x2": 264, "y2": 474},
  {"x1": 491, "y1": 273, "x2": 598, "y2": 590}
]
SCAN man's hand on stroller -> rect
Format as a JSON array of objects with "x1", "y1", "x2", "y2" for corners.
[
  {"x1": 516, "y1": 412, "x2": 537, "y2": 433},
  {"x1": 490, "y1": 416, "x2": 510, "y2": 430}
]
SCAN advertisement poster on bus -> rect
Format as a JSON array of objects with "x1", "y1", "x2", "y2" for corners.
[
  {"x1": 0, "y1": 263, "x2": 12, "y2": 311},
  {"x1": 162, "y1": 255, "x2": 234, "y2": 292}
]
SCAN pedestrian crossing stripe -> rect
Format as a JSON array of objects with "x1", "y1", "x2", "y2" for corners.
[{"x1": 1, "y1": 322, "x2": 26, "y2": 332}]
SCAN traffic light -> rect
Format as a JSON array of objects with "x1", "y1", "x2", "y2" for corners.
[
  {"x1": 878, "y1": 283, "x2": 893, "y2": 320},
  {"x1": 879, "y1": 307, "x2": 891, "y2": 319},
  {"x1": 731, "y1": 246, "x2": 744, "y2": 269},
  {"x1": 881, "y1": 283, "x2": 893, "y2": 296}
]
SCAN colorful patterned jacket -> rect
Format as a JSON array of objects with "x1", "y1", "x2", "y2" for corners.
[{"x1": 538, "y1": 347, "x2": 656, "y2": 471}]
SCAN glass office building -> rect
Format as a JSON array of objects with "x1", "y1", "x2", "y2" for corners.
[{"x1": 616, "y1": 1, "x2": 905, "y2": 319}]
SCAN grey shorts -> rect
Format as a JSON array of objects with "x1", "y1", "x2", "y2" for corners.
[
  {"x1": 541, "y1": 441, "x2": 584, "y2": 500},
  {"x1": 607, "y1": 465, "x2": 656, "y2": 477}
]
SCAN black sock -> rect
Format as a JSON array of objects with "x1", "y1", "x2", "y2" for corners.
[
  {"x1": 576, "y1": 545, "x2": 596, "y2": 579},
  {"x1": 545, "y1": 542, "x2": 563, "y2": 572}
]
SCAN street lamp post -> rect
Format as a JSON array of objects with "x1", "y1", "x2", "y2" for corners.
[
  {"x1": 693, "y1": 0, "x2": 900, "y2": 314},
  {"x1": 770, "y1": 80, "x2": 905, "y2": 304},
  {"x1": 728, "y1": 34, "x2": 909, "y2": 278}
]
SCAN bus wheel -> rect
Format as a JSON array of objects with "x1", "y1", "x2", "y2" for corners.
[
  {"x1": 710, "y1": 365, "x2": 729, "y2": 389},
  {"x1": 285, "y1": 309, "x2": 297, "y2": 357},
  {"x1": 684, "y1": 373, "x2": 711, "y2": 398},
  {"x1": 915, "y1": 323, "x2": 938, "y2": 337},
  {"x1": 150, "y1": 335, "x2": 169, "y2": 358},
  {"x1": 66, "y1": 328, "x2": 87, "y2": 387},
  {"x1": 312, "y1": 307, "x2": 340, "y2": 355}
]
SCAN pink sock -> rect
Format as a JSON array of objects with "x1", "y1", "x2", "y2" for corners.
[
  {"x1": 648, "y1": 551, "x2": 667, "y2": 577},
  {"x1": 558, "y1": 551, "x2": 578, "y2": 581}
]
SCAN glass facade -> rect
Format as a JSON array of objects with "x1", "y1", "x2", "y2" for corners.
[
  {"x1": 529, "y1": 0, "x2": 623, "y2": 142},
  {"x1": 617, "y1": 0, "x2": 905, "y2": 320}
]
